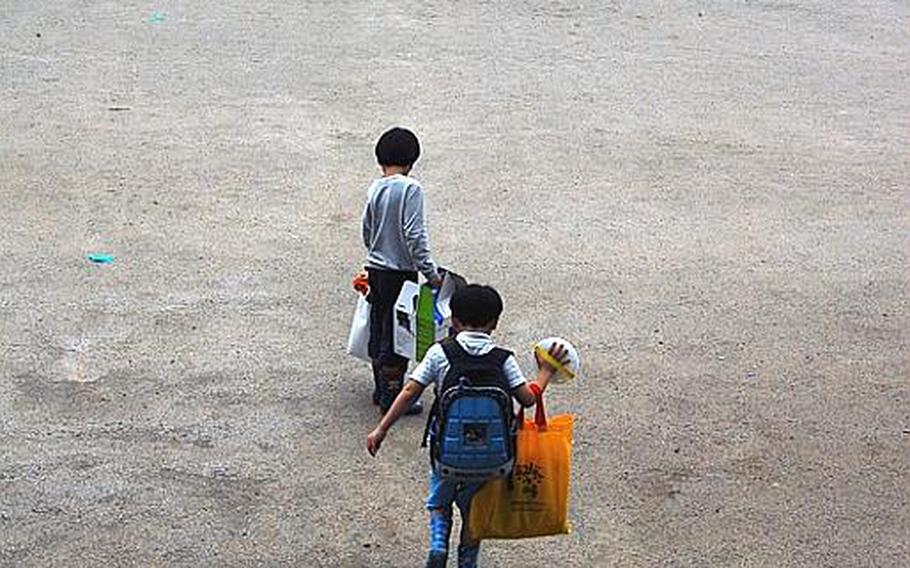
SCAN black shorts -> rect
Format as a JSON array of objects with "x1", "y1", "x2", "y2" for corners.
[{"x1": 366, "y1": 268, "x2": 417, "y2": 367}]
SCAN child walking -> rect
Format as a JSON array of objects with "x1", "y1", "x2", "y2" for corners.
[
  {"x1": 367, "y1": 284, "x2": 567, "y2": 567},
  {"x1": 362, "y1": 127, "x2": 442, "y2": 414}
]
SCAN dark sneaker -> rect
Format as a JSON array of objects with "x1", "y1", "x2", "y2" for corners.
[
  {"x1": 457, "y1": 543, "x2": 480, "y2": 567},
  {"x1": 371, "y1": 361, "x2": 384, "y2": 406},
  {"x1": 426, "y1": 550, "x2": 448, "y2": 568}
]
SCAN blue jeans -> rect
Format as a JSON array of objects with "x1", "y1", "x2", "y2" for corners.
[{"x1": 426, "y1": 470, "x2": 484, "y2": 515}]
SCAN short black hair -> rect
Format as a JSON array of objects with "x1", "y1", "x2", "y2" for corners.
[
  {"x1": 375, "y1": 127, "x2": 420, "y2": 167},
  {"x1": 450, "y1": 284, "x2": 504, "y2": 328}
]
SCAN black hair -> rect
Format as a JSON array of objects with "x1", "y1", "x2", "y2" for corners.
[
  {"x1": 450, "y1": 284, "x2": 504, "y2": 328},
  {"x1": 375, "y1": 127, "x2": 421, "y2": 167}
]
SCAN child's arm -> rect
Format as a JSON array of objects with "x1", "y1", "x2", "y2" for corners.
[
  {"x1": 361, "y1": 201, "x2": 372, "y2": 249},
  {"x1": 512, "y1": 343, "x2": 568, "y2": 407},
  {"x1": 367, "y1": 379, "x2": 427, "y2": 456},
  {"x1": 368, "y1": 344, "x2": 442, "y2": 455},
  {"x1": 401, "y1": 185, "x2": 441, "y2": 286}
]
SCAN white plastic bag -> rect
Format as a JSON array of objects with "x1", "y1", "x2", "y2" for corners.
[{"x1": 347, "y1": 295, "x2": 371, "y2": 362}]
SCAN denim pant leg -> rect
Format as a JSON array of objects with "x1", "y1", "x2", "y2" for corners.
[{"x1": 454, "y1": 480, "x2": 484, "y2": 544}]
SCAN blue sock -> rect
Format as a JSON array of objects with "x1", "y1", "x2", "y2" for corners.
[
  {"x1": 458, "y1": 543, "x2": 480, "y2": 568},
  {"x1": 429, "y1": 512, "x2": 451, "y2": 553}
]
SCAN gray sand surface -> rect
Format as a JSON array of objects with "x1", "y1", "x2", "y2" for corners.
[{"x1": 2, "y1": 1, "x2": 908, "y2": 566}]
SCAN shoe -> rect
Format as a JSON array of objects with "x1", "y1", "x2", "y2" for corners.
[
  {"x1": 371, "y1": 361, "x2": 384, "y2": 406},
  {"x1": 379, "y1": 365, "x2": 405, "y2": 410},
  {"x1": 426, "y1": 550, "x2": 447, "y2": 568},
  {"x1": 457, "y1": 543, "x2": 480, "y2": 568}
]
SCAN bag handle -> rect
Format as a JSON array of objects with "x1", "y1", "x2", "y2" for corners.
[
  {"x1": 534, "y1": 389, "x2": 547, "y2": 430},
  {"x1": 518, "y1": 384, "x2": 547, "y2": 430}
]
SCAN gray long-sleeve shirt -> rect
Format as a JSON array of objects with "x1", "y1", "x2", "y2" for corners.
[{"x1": 361, "y1": 174, "x2": 440, "y2": 281}]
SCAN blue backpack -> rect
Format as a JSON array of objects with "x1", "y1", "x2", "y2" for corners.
[{"x1": 422, "y1": 338, "x2": 517, "y2": 481}]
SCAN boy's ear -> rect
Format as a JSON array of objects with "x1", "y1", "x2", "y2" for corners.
[
  {"x1": 452, "y1": 317, "x2": 464, "y2": 331},
  {"x1": 488, "y1": 318, "x2": 499, "y2": 332}
]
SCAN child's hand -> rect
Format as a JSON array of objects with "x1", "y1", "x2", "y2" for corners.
[
  {"x1": 367, "y1": 427, "x2": 387, "y2": 456},
  {"x1": 536, "y1": 342, "x2": 570, "y2": 375},
  {"x1": 352, "y1": 271, "x2": 369, "y2": 295}
]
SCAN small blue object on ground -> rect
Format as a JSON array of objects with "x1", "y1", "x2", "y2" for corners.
[
  {"x1": 148, "y1": 11, "x2": 166, "y2": 24},
  {"x1": 86, "y1": 253, "x2": 115, "y2": 264}
]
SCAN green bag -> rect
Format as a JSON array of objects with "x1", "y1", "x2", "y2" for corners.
[{"x1": 415, "y1": 284, "x2": 438, "y2": 361}]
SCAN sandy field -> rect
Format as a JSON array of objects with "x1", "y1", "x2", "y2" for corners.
[{"x1": 1, "y1": 1, "x2": 908, "y2": 566}]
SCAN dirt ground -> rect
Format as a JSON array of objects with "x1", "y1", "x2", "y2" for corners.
[{"x1": 1, "y1": 1, "x2": 908, "y2": 566}]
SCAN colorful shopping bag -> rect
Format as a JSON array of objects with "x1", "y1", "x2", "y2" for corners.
[
  {"x1": 392, "y1": 271, "x2": 467, "y2": 362},
  {"x1": 468, "y1": 393, "x2": 574, "y2": 540}
]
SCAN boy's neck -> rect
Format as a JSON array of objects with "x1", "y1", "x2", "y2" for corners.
[
  {"x1": 458, "y1": 326, "x2": 494, "y2": 335},
  {"x1": 381, "y1": 165, "x2": 411, "y2": 177}
]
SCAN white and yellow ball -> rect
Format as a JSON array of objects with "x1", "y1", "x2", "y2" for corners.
[{"x1": 533, "y1": 337, "x2": 581, "y2": 384}]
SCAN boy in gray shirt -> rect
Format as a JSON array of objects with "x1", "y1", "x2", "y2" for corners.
[{"x1": 362, "y1": 127, "x2": 442, "y2": 413}]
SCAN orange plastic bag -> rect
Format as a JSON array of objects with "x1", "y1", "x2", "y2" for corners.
[{"x1": 468, "y1": 395, "x2": 573, "y2": 540}]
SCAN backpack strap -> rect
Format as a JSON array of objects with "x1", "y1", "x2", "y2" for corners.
[
  {"x1": 485, "y1": 347, "x2": 512, "y2": 371},
  {"x1": 441, "y1": 336, "x2": 511, "y2": 365},
  {"x1": 420, "y1": 339, "x2": 458, "y2": 449},
  {"x1": 420, "y1": 409, "x2": 433, "y2": 449},
  {"x1": 439, "y1": 337, "x2": 468, "y2": 370},
  {"x1": 439, "y1": 339, "x2": 512, "y2": 391}
]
